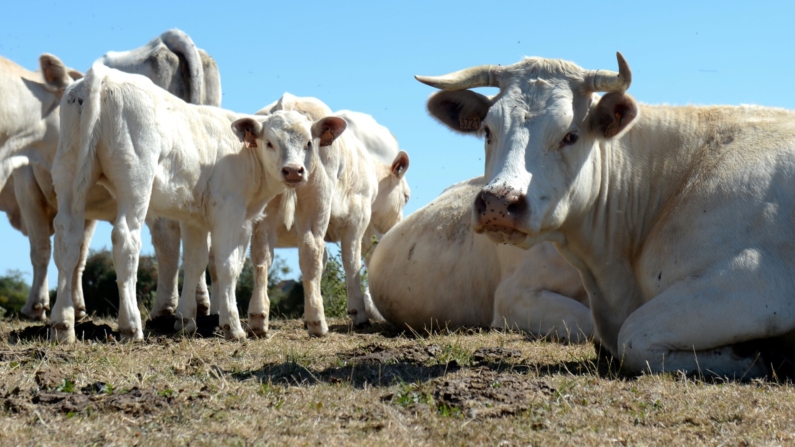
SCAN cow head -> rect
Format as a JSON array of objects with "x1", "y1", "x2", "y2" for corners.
[
  {"x1": 371, "y1": 151, "x2": 411, "y2": 234},
  {"x1": 231, "y1": 110, "x2": 346, "y2": 187},
  {"x1": 39, "y1": 54, "x2": 83, "y2": 98},
  {"x1": 417, "y1": 53, "x2": 638, "y2": 247}
]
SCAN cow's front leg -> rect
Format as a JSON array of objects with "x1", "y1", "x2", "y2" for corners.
[
  {"x1": 297, "y1": 229, "x2": 328, "y2": 337},
  {"x1": 174, "y1": 223, "x2": 209, "y2": 334},
  {"x1": 211, "y1": 216, "x2": 250, "y2": 341},
  {"x1": 248, "y1": 216, "x2": 276, "y2": 336},
  {"x1": 617, "y1": 270, "x2": 795, "y2": 379},
  {"x1": 491, "y1": 286, "x2": 593, "y2": 343}
]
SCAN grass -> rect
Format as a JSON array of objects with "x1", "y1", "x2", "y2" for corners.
[{"x1": 0, "y1": 317, "x2": 794, "y2": 446}]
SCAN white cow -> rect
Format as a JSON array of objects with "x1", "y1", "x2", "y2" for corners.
[
  {"x1": 368, "y1": 177, "x2": 591, "y2": 342},
  {"x1": 247, "y1": 94, "x2": 410, "y2": 337},
  {"x1": 1, "y1": 30, "x2": 221, "y2": 321},
  {"x1": 417, "y1": 52, "x2": 795, "y2": 377},
  {"x1": 51, "y1": 63, "x2": 346, "y2": 342}
]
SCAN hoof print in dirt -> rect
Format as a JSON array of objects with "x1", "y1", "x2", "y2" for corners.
[
  {"x1": 195, "y1": 314, "x2": 220, "y2": 338},
  {"x1": 472, "y1": 347, "x2": 522, "y2": 365},
  {"x1": 433, "y1": 367, "x2": 555, "y2": 418},
  {"x1": 146, "y1": 315, "x2": 178, "y2": 334}
]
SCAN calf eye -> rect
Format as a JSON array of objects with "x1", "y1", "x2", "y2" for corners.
[
  {"x1": 267, "y1": 142, "x2": 274, "y2": 149},
  {"x1": 306, "y1": 141, "x2": 312, "y2": 150},
  {"x1": 560, "y1": 132, "x2": 578, "y2": 147},
  {"x1": 484, "y1": 126, "x2": 492, "y2": 144},
  {"x1": 404, "y1": 194, "x2": 410, "y2": 204}
]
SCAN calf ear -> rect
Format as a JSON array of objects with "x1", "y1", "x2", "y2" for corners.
[
  {"x1": 231, "y1": 117, "x2": 263, "y2": 149},
  {"x1": 590, "y1": 92, "x2": 639, "y2": 139},
  {"x1": 426, "y1": 90, "x2": 491, "y2": 135},
  {"x1": 39, "y1": 53, "x2": 72, "y2": 92},
  {"x1": 390, "y1": 151, "x2": 410, "y2": 179},
  {"x1": 68, "y1": 69, "x2": 83, "y2": 81},
  {"x1": 312, "y1": 117, "x2": 347, "y2": 147}
]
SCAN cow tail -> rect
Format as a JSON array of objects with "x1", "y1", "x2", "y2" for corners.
[
  {"x1": 160, "y1": 29, "x2": 204, "y2": 104},
  {"x1": 72, "y1": 62, "x2": 105, "y2": 215},
  {"x1": 278, "y1": 188, "x2": 297, "y2": 231}
]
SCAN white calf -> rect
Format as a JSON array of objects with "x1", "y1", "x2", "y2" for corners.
[
  {"x1": 369, "y1": 177, "x2": 592, "y2": 342},
  {"x1": 51, "y1": 64, "x2": 346, "y2": 342}
]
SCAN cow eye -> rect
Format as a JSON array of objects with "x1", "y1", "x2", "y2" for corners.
[
  {"x1": 560, "y1": 132, "x2": 578, "y2": 147},
  {"x1": 306, "y1": 141, "x2": 312, "y2": 150},
  {"x1": 404, "y1": 193, "x2": 410, "y2": 204},
  {"x1": 484, "y1": 126, "x2": 492, "y2": 144},
  {"x1": 267, "y1": 142, "x2": 274, "y2": 149}
]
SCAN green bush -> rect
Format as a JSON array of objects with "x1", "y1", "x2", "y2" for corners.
[{"x1": 0, "y1": 270, "x2": 30, "y2": 315}]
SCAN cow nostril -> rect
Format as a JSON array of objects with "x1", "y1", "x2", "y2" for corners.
[
  {"x1": 506, "y1": 196, "x2": 527, "y2": 216},
  {"x1": 281, "y1": 168, "x2": 290, "y2": 177},
  {"x1": 474, "y1": 192, "x2": 488, "y2": 215}
]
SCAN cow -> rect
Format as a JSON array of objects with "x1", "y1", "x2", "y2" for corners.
[
  {"x1": 51, "y1": 63, "x2": 346, "y2": 343},
  {"x1": 1, "y1": 30, "x2": 221, "y2": 322},
  {"x1": 415, "y1": 52, "x2": 795, "y2": 377},
  {"x1": 368, "y1": 176, "x2": 591, "y2": 342},
  {"x1": 246, "y1": 94, "x2": 410, "y2": 337}
]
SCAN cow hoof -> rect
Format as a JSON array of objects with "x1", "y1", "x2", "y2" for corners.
[
  {"x1": 175, "y1": 318, "x2": 197, "y2": 334},
  {"x1": 305, "y1": 320, "x2": 329, "y2": 338},
  {"x1": 75, "y1": 308, "x2": 88, "y2": 322},
  {"x1": 197, "y1": 303, "x2": 210, "y2": 317},
  {"x1": 50, "y1": 322, "x2": 75, "y2": 344},
  {"x1": 248, "y1": 313, "x2": 269, "y2": 337},
  {"x1": 119, "y1": 326, "x2": 143, "y2": 342},
  {"x1": 222, "y1": 324, "x2": 247, "y2": 341}
]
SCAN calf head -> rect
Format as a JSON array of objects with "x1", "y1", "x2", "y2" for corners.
[
  {"x1": 231, "y1": 110, "x2": 347, "y2": 187},
  {"x1": 371, "y1": 151, "x2": 411, "y2": 234},
  {"x1": 39, "y1": 54, "x2": 82, "y2": 98},
  {"x1": 417, "y1": 53, "x2": 638, "y2": 247}
]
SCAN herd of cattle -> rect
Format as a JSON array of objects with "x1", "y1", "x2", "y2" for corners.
[{"x1": 2, "y1": 29, "x2": 795, "y2": 378}]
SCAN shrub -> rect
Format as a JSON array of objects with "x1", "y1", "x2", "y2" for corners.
[{"x1": 0, "y1": 270, "x2": 30, "y2": 315}]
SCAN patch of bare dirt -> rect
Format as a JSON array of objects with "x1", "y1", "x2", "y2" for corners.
[
  {"x1": 9, "y1": 320, "x2": 117, "y2": 343},
  {"x1": 3, "y1": 385, "x2": 178, "y2": 416},
  {"x1": 344, "y1": 343, "x2": 442, "y2": 365},
  {"x1": 472, "y1": 347, "x2": 522, "y2": 365},
  {"x1": 432, "y1": 367, "x2": 555, "y2": 418}
]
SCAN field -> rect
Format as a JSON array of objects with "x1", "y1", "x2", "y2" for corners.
[{"x1": 0, "y1": 317, "x2": 794, "y2": 446}]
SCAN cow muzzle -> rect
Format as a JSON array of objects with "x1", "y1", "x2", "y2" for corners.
[
  {"x1": 472, "y1": 187, "x2": 528, "y2": 244},
  {"x1": 281, "y1": 165, "x2": 306, "y2": 185}
]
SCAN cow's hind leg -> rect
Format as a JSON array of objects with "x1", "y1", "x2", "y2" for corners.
[
  {"x1": 51, "y1": 205, "x2": 86, "y2": 343},
  {"x1": 341, "y1": 226, "x2": 369, "y2": 328},
  {"x1": 174, "y1": 223, "x2": 209, "y2": 334},
  {"x1": 71, "y1": 219, "x2": 97, "y2": 321},
  {"x1": 148, "y1": 217, "x2": 181, "y2": 318},
  {"x1": 618, "y1": 269, "x2": 795, "y2": 379}
]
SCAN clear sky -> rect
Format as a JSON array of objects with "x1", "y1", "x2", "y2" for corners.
[{"x1": 1, "y1": 0, "x2": 794, "y2": 287}]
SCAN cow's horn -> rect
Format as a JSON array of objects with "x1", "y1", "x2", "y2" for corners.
[
  {"x1": 415, "y1": 65, "x2": 501, "y2": 90},
  {"x1": 587, "y1": 52, "x2": 632, "y2": 92}
]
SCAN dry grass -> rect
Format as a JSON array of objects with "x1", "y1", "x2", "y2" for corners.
[{"x1": 0, "y1": 317, "x2": 794, "y2": 446}]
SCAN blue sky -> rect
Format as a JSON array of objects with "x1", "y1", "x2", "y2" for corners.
[{"x1": 1, "y1": 0, "x2": 794, "y2": 286}]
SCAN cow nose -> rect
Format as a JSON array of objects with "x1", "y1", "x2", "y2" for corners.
[
  {"x1": 281, "y1": 165, "x2": 305, "y2": 183},
  {"x1": 473, "y1": 188, "x2": 527, "y2": 231}
]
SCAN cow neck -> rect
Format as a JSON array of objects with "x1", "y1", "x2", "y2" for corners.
[
  {"x1": 242, "y1": 144, "x2": 286, "y2": 212},
  {"x1": 556, "y1": 105, "x2": 707, "y2": 351}
]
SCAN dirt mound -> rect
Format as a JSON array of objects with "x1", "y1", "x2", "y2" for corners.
[
  {"x1": 433, "y1": 367, "x2": 555, "y2": 418},
  {"x1": 344, "y1": 343, "x2": 442, "y2": 365},
  {"x1": 9, "y1": 321, "x2": 117, "y2": 343},
  {"x1": 3, "y1": 384, "x2": 175, "y2": 416}
]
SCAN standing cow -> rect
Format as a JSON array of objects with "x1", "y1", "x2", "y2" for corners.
[
  {"x1": 417, "y1": 52, "x2": 795, "y2": 377},
  {"x1": 52, "y1": 63, "x2": 346, "y2": 342},
  {"x1": 368, "y1": 177, "x2": 591, "y2": 342}
]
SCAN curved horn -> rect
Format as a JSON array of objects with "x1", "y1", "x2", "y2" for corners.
[
  {"x1": 587, "y1": 52, "x2": 632, "y2": 92},
  {"x1": 415, "y1": 64, "x2": 501, "y2": 91}
]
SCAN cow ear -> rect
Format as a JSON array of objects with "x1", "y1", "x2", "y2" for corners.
[
  {"x1": 390, "y1": 151, "x2": 410, "y2": 179},
  {"x1": 590, "y1": 92, "x2": 639, "y2": 139},
  {"x1": 39, "y1": 53, "x2": 72, "y2": 92},
  {"x1": 231, "y1": 117, "x2": 263, "y2": 149},
  {"x1": 312, "y1": 117, "x2": 347, "y2": 147},
  {"x1": 426, "y1": 90, "x2": 491, "y2": 135},
  {"x1": 68, "y1": 69, "x2": 83, "y2": 81}
]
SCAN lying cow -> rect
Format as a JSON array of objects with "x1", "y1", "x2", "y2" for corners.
[
  {"x1": 246, "y1": 94, "x2": 410, "y2": 337},
  {"x1": 51, "y1": 63, "x2": 346, "y2": 342},
  {"x1": 417, "y1": 52, "x2": 795, "y2": 377},
  {"x1": 0, "y1": 29, "x2": 221, "y2": 321},
  {"x1": 368, "y1": 177, "x2": 591, "y2": 342}
]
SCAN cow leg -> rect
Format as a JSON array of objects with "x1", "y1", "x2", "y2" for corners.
[
  {"x1": 51, "y1": 206, "x2": 86, "y2": 343},
  {"x1": 491, "y1": 286, "x2": 593, "y2": 343},
  {"x1": 248, "y1": 217, "x2": 275, "y2": 336},
  {"x1": 360, "y1": 225, "x2": 384, "y2": 322},
  {"x1": 15, "y1": 167, "x2": 53, "y2": 321},
  {"x1": 208, "y1": 245, "x2": 220, "y2": 315},
  {"x1": 617, "y1": 271, "x2": 795, "y2": 378},
  {"x1": 148, "y1": 217, "x2": 180, "y2": 317},
  {"x1": 70, "y1": 219, "x2": 97, "y2": 322},
  {"x1": 341, "y1": 227, "x2": 369, "y2": 327},
  {"x1": 174, "y1": 223, "x2": 209, "y2": 334},
  {"x1": 296, "y1": 226, "x2": 329, "y2": 337},
  {"x1": 210, "y1": 217, "x2": 250, "y2": 341}
]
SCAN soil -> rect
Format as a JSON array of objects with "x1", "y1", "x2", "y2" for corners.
[{"x1": 9, "y1": 320, "x2": 117, "y2": 343}]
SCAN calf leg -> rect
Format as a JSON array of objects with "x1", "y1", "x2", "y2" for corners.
[
  {"x1": 15, "y1": 168, "x2": 54, "y2": 321},
  {"x1": 51, "y1": 207, "x2": 86, "y2": 343},
  {"x1": 148, "y1": 217, "x2": 181, "y2": 317},
  {"x1": 211, "y1": 218, "x2": 250, "y2": 340},
  {"x1": 298, "y1": 230, "x2": 328, "y2": 337},
  {"x1": 341, "y1": 230, "x2": 369, "y2": 327},
  {"x1": 248, "y1": 217, "x2": 276, "y2": 336},
  {"x1": 174, "y1": 223, "x2": 209, "y2": 334},
  {"x1": 360, "y1": 225, "x2": 384, "y2": 322},
  {"x1": 71, "y1": 219, "x2": 97, "y2": 321}
]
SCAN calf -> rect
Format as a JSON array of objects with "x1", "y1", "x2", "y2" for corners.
[
  {"x1": 369, "y1": 177, "x2": 591, "y2": 342},
  {"x1": 51, "y1": 64, "x2": 345, "y2": 342},
  {"x1": 247, "y1": 94, "x2": 410, "y2": 336}
]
